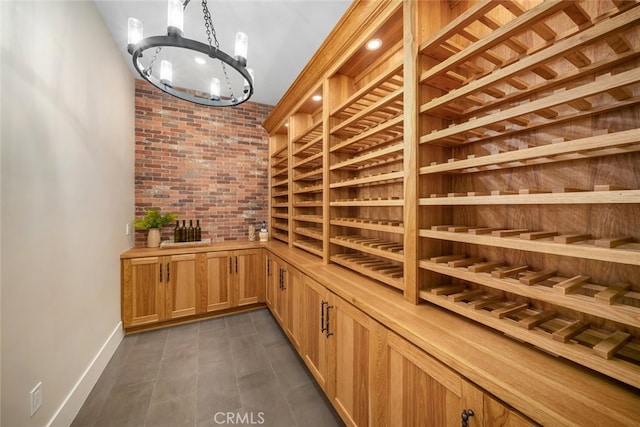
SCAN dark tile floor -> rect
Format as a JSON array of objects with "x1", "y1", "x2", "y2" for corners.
[{"x1": 72, "y1": 309, "x2": 343, "y2": 427}]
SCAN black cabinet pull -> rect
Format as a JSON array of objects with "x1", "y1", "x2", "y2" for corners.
[
  {"x1": 321, "y1": 301, "x2": 327, "y2": 334},
  {"x1": 167, "y1": 263, "x2": 170, "y2": 282},
  {"x1": 267, "y1": 259, "x2": 271, "y2": 276},
  {"x1": 229, "y1": 258, "x2": 233, "y2": 274},
  {"x1": 235, "y1": 256, "x2": 238, "y2": 273},
  {"x1": 461, "y1": 409, "x2": 474, "y2": 427},
  {"x1": 325, "y1": 304, "x2": 334, "y2": 337},
  {"x1": 159, "y1": 264, "x2": 163, "y2": 283}
]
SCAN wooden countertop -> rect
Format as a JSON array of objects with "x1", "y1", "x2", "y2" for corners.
[
  {"x1": 120, "y1": 240, "x2": 265, "y2": 259},
  {"x1": 263, "y1": 241, "x2": 640, "y2": 427}
]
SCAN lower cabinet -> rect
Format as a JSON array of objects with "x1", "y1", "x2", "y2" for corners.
[
  {"x1": 269, "y1": 262, "x2": 536, "y2": 427},
  {"x1": 206, "y1": 249, "x2": 265, "y2": 311},
  {"x1": 122, "y1": 247, "x2": 264, "y2": 331},
  {"x1": 382, "y1": 330, "x2": 484, "y2": 426},
  {"x1": 265, "y1": 253, "x2": 303, "y2": 350},
  {"x1": 122, "y1": 254, "x2": 201, "y2": 328}
]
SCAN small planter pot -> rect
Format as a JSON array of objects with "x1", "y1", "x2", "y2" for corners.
[{"x1": 147, "y1": 228, "x2": 161, "y2": 248}]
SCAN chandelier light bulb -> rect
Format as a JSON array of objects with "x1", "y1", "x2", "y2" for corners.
[
  {"x1": 160, "y1": 60, "x2": 173, "y2": 86},
  {"x1": 210, "y1": 77, "x2": 221, "y2": 100},
  {"x1": 127, "y1": 17, "x2": 143, "y2": 53},
  {"x1": 167, "y1": 0, "x2": 184, "y2": 37},
  {"x1": 234, "y1": 32, "x2": 248, "y2": 66}
]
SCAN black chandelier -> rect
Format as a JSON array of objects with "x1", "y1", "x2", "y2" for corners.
[{"x1": 127, "y1": 0, "x2": 254, "y2": 107}]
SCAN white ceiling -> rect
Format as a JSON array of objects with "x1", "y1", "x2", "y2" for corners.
[{"x1": 94, "y1": 0, "x2": 352, "y2": 106}]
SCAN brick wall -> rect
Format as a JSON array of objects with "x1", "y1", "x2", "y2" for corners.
[{"x1": 134, "y1": 79, "x2": 272, "y2": 246}]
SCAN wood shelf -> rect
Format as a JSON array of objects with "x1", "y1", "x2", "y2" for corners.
[
  {"x1": 420, "y1": 68, "x2": 640, "y2": 146},
  {"x1": 291, "y1": 120, "x2": 323, "y2": 147},
  {"x1": 420, "y1": 257, "x2": 640, "y2": 328},
  {"x1": 294, "y1": 167, "x2": 322, "y2": 181},
  {"x1": 331, "y1": 218, "x2": 403, "y2": 234},
  {"x1": 419, "y1": 129, "x2": 640, "y2": 175},
  {"x1": 293, "y1": 183, "x2": 323, "y2": 194},
  {"x1": 292, "y1": 201, "x2": 323, "y2": 208},
  {"x1": 420, "y1": 188, "x2": 640, "y2": 206},
  {"x1": 292, "y1": 151, "x2": 323, "y2": 169},
  {"x1": 330, "y1": 170, "x2": 403, "y2": 189},
  {"x1": 294, "y1": 226, "x2": 323, "y2": 240},
  {"x1": 420, "y1": 226, "x2": 640, "y2": 266},
  {"x1": 331, "y1": 142, "x2": 403, "y2": 171},
  {"x1": 418, "y1": 287, "x2": 640, "y2": 389},
  {"x1": 331, "y1": 61, "x2": 403, "y2": 119},
  {"x1": 271, "y1": 232, "x2": 289, "y2": 244},
  {"x1": 331, "y1": 253, "x2": 403, "y2": 290},
  {"x1": 292, "y1": 239, "x2": 323, "y2": 257},
  {"x1": 331, "y1": 115, "x2": 403, "y2": 154},
  {"x1": 292, "y1": 214, "x2": 323, "y2": 224},
  {"x1": 331, "y1": 197, "x2": 404, "y2": 207},
  {"x1": 331, "y1": 235, "x2": 403, "y2": 262}
]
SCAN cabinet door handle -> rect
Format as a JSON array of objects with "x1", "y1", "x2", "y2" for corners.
[
  {"x1": 235, "y1": 256, "x2": 238, "y2": 273},
  {"x1": 281, "y1": 269, "x2": 287, "y2": 290},
  {"x1": 321, "y1": 301, "x2": 327, "y2": 334},
  {"x1": 159, "y1": 264, "x2": 163, "y2": 283},
  {"x1": 267, "y1": 259, "x2": 271, "y2": 276},
  {"x1": 461, "y1": 409, "x2": 475, "y2": 427},
  {"x1": 166, "y1": 263, "x2": 170, "y2": 282},
  {"x1": 229, "y1": 257, "x2": 233, "y2": 274},
  {"x1": 325, "y1": 304, "x2": 334, "y2": 337}
]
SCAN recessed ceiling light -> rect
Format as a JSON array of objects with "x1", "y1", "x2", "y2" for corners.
[
  {"x1": 366, "y1": 38, "x2": 382, "y2": 50},
  {"x1": 312, "y1": 95, "x2": 322, "y2": 102},
  {"x1": 284, "y1": 123, "x2": 289, "y2": 127},
  {"x1": 194, "y1": 56, "x2": 206, "y2": 65}
]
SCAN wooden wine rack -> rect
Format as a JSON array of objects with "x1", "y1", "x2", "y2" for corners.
[
  {"x1": 289, "y1": 84, "x2": 325, "y2": 258},
  {"x1": 417, "y1": 0, "x2": 640, "y2": 390},
  {"x1": 266, "y1": 0, "x2": 640, "y2": 390},
  {"x1": 270, "y1": 132, "x2": 289, "y2": 243}
]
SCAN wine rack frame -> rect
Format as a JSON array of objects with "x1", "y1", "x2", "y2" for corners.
[{"x1": 266, "y1": 0, "x2": 640, "y2": 389}]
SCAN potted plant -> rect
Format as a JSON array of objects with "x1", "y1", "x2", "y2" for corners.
[{"x1": 134, "y1": 208, "x2": 178, "y2": 248}]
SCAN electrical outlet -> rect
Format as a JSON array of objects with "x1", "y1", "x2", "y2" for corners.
[
  {"x1": 126, "y1": 223, "x2": 131, "y2": 236},
  {"x1": 30, "y1": 382, "x2": 42, "y2": 416}
]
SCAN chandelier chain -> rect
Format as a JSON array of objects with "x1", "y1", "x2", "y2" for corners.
[{"x1": 201, "y1": 0, "x2": 234, "y2": 99}]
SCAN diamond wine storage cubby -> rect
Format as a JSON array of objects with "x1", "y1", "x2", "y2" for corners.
[
  {"x1": 416, "y1": 0, "x2": 640, "y2": 388},
  {"x1": 269, "y1": 130, "x2": 289, "y2": 243},
  {"x1": 328, "y1": 5, "x2": 405, "y2": 291},
  {"x1": 290, "y1": 84, "x2": 325, "y2": 257}
]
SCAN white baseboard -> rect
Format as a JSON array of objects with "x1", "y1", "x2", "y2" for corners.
[{"x1": 47, "y1": 322, "x2": 124, "y2": 427}]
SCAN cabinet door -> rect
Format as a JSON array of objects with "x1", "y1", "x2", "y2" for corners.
[
  {"x1": 273, "y1": 263, "x2": 287, "y2": 325},
  {"x1": 302, "y1": 276, "x2": 330, "y2": 391},
  {"x1": 484, "y1": 395, "x2": 537, "y2": 427},
  {"x1": 122, "y1": 256, "x2": 165, "y2": 327},
  {"x1": 328, "y1": 293, "x2": 379, "y2": 427},
  {"x1": 234, "y1": 249, "x2": 265, "y2": 306},
  {"x1": 382, "y1": 331, "x2": 484, "y2": 427},
  {"x1": 165, "y1": 253, "x2": 200, "y2": 319},
  {"x1": 265, "y1": 254, "x2": 276, "y2": 309},
  {"x1": 205, "y1": 251, "x2": 232, "y2": 312},
  {"x1": 284, "y1": 266, "x2": 303, "y2": 350}
]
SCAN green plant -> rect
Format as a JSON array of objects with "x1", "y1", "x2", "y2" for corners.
[{"x1": 134, "y1": 208, "x2": 177, "y2": 229}]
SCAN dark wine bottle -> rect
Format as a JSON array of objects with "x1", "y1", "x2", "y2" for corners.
[
  {"x1": 180, "y1": 220, "x2": 187, "y2": 242},
  {"x1": 195, "y1": 220, "x2": 201, "y2": 241},
  {"x1": 174, "y1": 220, "x2": 180, "y2": 243},
  {"x1": 187, "y1": 220, "x2": 195, "y2": 242}
]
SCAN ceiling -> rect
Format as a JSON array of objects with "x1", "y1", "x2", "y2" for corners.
[{"x1": 94, "y1": 0, "x2": 352, "y2": 107}]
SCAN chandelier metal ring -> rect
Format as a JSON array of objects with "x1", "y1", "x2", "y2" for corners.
[{"x1": 130, "y1": 35, "x2": 254, "y2": 107}]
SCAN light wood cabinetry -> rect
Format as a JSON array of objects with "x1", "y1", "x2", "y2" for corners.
[
  {"x1": 302, "y1": 276, "x2": 330, "y2": 391},
  {"x1": 265, "y1": 252, "x2": 303, "y2": 349},
  {"x1": 122, "y1": 254, "x2": 201, "y2": 328},
  {"x1": 122, "y1": 256, "x2": 166, "y2": 327},
  {"x1": 121, "y1": 244, "x2": 264, "y2": 332},
  {"x1": 205, "y1": 249, "x2": 264, "y2": 312},
  {"x1": 265, "y1": 0, "x2": 640, "y2": 390},
  {"x1": 382, "y1": 330, "x2": 484, "y2": 426},
  {"x1": 270, "y1": 132, "x2": 290, "y2": 244}
]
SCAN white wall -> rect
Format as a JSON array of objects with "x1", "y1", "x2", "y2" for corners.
[{"x1": 0, "y1": 1, "x2": 135, "y2": 426}]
